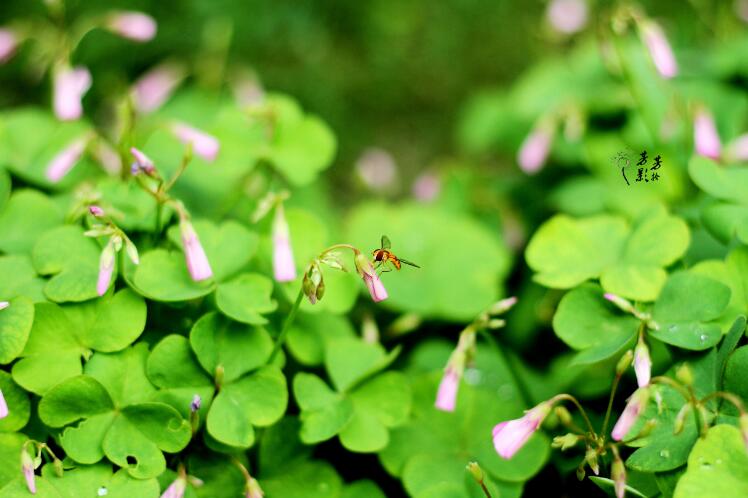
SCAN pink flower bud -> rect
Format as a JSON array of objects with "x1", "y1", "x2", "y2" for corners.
[
  {"x1": 640, "y1": 20, "x2": 678, "y2": 79},
  {"x1": 492, "y1": 401, "x2": 552, "y2": 459},
  {"x1": 245, "y1": 478, "x2": 264, "y2": 498},
  {"x1": 0, "y1": 28, "x2": 18, "y2": 64},
  {"x1": 633, "y1": 339, "x2": 651, "y2": 388},
  {"x1": 89, "y1": 205, "x2": 104, "y2": 217},
  {"x1": 694, "y1": 107, "x2": 722, "y2": 160},
  {"x1": 46, "y1": 137, "x2": 88, "y2": 182},
  {"x1": 611, "y1": 388, "x2": 649, "y2": 441},
  {"x1": 412, "y1": 172, "x2": 441, "y2": 202},
  {"x1": 108, "y1": 11, "x2": 157, "y2": 42},
  {"x1": 21, "y1": 449, "x2": 35, "y2": 494},
  {"x1": 160, "y1": 477, "x2": 186, "y2": 498},
  {"x1": 272, "y1": 205, "x2": 296, "y2": 282},
  {"x1": 130, "y1": 147, "x2": 156, "y2": 175},
  {"x1": 603, "y1": 292, "x2": 635, "y2": 313},
  {"x1": 435, "y1": 367, "x2": 460, "y2": 412},
  {"x1": 0, "y1": 388, "x2": 8, "y2": 419},
  {"x1": 180, "y1": 218, "x2": 213, "y2": 282},
  {"x1": 172, "y1": 122, "x2": 220, "y2": 162},
  {"x1": 132, "y1": 64, "x2": 184, "y2": 114},
  {"x1": 190, "y1": 394, "x2": 201, "y2": 413},
  {"x1": 517, "y1": 124, "x2": 553, "y2": 174},
  {"x1": 97, "y1": 239, "x2": 116, "y2": 296},
  {"x1": 0, "y1": 301, "x2": 9, "y2": 311},
  {"x1": 546, "y1": 0, "x2": 588, "y2": 35},
  {"x1": 363, "y1": 271, "x2": 388, "y2": 303},
  {"x1": 53, "y1": 66, "x2": 92, "y2": 121},
  {"x1": 611, "y1": 456, "x2": 626, "y2": 498},
  {"x1": 726, "y1": 133, "x2": 748, "y2": 162}
]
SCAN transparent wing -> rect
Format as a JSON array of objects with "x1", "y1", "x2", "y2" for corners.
[
  {"x1": 381, "y1": 235, "x2": 391, "y2": 249},
  {"x1": 398, "y1": 258, "x2": 420, "y2": 268}
]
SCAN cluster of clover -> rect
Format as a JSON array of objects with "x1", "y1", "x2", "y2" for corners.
[{"x1": 0, "y1": 6, "x2": 401, "y2": 496}]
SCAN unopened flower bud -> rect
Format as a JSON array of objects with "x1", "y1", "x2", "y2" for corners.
[
  {"x1": 172, "y1": 122, "x2": 220, "y2": 162},
  {"x1": 694, "y1": 107, "x2": 722, "y2": 160},
  {"x1": 585, "y1": 447, "x2": 600, "y2": 475},
  {"x1": 245, "y1": 477, "x2": 264, "y2": 498},
  {"x1": 302, "y1": 264, "x2": 323, "y2": 305},
  {"x1": 576, "y1": 465, "x2": 586, "y2": 481},
  {"x1": 0, "y1": 28, "x2": 19, "y2": 64},
  {"x1": 46, "y1": 137, "x2": 88, "y2": 182},
  {"x1": 634, "y1": 338, "x2": 651, "y2": 387},
  {"x1": 107, "y1": 11, "x2": 157, "y2": 42},
  {"x1": 554, "y1": 406, "x2": 573, "y2": 426},
  {"x1": 21, "y1": 448, "x2": 36, "y2": 494},
  {"x1": 612, "y1": 388, "x2": 650, "y2": 441},
  {"x1": 89, "y1": 205, "x2": 104, "y2": 217},
  {"x1": 272, "y1": 204, "x2": 296, "y2": 282},
  {"x1": 611, "y1": 455, "x2": 627, "y2": 498},
  {"x1": 53, "y1": 66, "x2": 92, "y2": 121},
  {"x1": 466, "y1": 461, "x2": 485, "y2": 484},
  {"x1": 552, "y1": 433, "x2": 581, "y2": 451},
  {"x1": 130, "y1": 147, "x2": 156, "y2": 175},
  {"x1": 190, "y1": 394, "x2": 201, "y2": 413},
  {"x1": 486, "y1": 318, "x2": 506, "y2": 329},
  {"x1": 639, "y1": 20, "x2": 678, "y2": 79},
  {"x1": 0, "y1": 302, "x2": 8, "y2": 311},
  {"x1": 132, "y1": 63, "x2": 185, "y2": 114},
  {"x1": 675, "y1": 364, "x2": 693, "y2": 387},
  {"x1": 97, "y1": 238, "x2": 117, "y2": 296},
  {"x1": 180, "y1": 217, "x2": 213, "y2": 282},
  {"x1": 604, "y1": 292, "x2": 635, "y2": 313},
  {"x1": 616, "y1": 350, "x2": 634, "y2": 376},
  {"x1": 517, "y1": 122, "x2": 554, "y2": 174},
  {"x1": 489, "y1": 296, "x2": 518, "y2": 315},
  {"x1": 214, "y1": 365, "x2": 225, "y2": 388},
  {"x1": 52, "y1": 458, "x2": 64, "y2": 477}
]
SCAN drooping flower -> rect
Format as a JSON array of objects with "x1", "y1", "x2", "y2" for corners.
[
  {"x1": 107, "y1": 11, "x2": 157, "y2": 42},
  {"x1": 171, "y1": 122, "x2": 220, "y2": 162},
  {"x1": 160, "y1": 476, "x2": 186, "y2": 498},
  {"x1": 633, "y1": 337, "x2": 651, "y2": 387},
  {"x1": 46, "y1": 137, "x2": 88, "y2": 182},
  {"x1": 97, "y1": 238, "x2": 117, "y2": 296},
  {"x1": 546, "y1": 0, "x2": 588, "y2": 35},
  {"x1": 694, "y1": 107, "x2": 722, "y2": 160},
  {"x1": 611, "y1": 388, "x2": 650, "y2": 441},
  {"x1": 640, "y1": 20, "x2": 678, "y2": 79},
  {"x1": 132, "y1": 63, "x2": 185, "y2": 114},
  {"x1": 130, "y1": 147, "x2": 156, "y2": 175},
  {"x1": 517, "y1": 123, "x2": 553, "y2": 174},
  {"x1": 492, "y1": 401, "x2": 552, "y2": 459},
  {"x1": 272, "y1": 204, "x2": 296, "y2": 282},
  {"x1": 435, "y1": 367, "x2": 460, "y2": 412},
  {"x1": 21, "y1": 448, "x2": 36, "y2": 494},
  {"x1": 0, "y1": 28, "x2": 18, "y2": 64},
  {"x1": 0, "y1": 388, "x2": 8, "y2": 419},
  {"x1": 53, "y1": 66, "x2": 92, "y2": 121},
  {"x1": 180, "y1": 217, "x2": 213, "y2": 282},
  {"x1": 354, "y1": 252, "x2": 389, "y2": 303},
  {"x1": 726, "y1": 133, "x2": 748, "y2": 162}
]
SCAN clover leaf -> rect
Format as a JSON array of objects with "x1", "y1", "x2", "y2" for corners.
[
  {"x1": 527, "y1": 211, "x2": 689, "y2": 301},
  {"x1": 691, "y1": 247, "x2": 748, "y2": 329},
  {"x1": 293, "y1": 337, "x2": 409, "y2": 453},
  {"x1": 38, "y1": 344, "x2": 192, "y2": 479},
  {"x1": 12, "y1": 290, "x2": 146, "y2": 394},
  {"x1": 0, "y1": 189, "x2": 63, "y2": 255},
  {"x1": 147, "y1": 312, "x2": 287, "y2": 449},
  {"x1": 32, "y1": 225, "x2": 101, "y2": 303},
  {"x1": 0, "y1": 296, "x2": 34, "y2": 364},
  {"x1": 0, "y1": 255, "x2": 46, "y2": 303},
  {"x1": 215, "y1": 273, "x2": 277, "y2": 325},
  {"x1": 0, "y1": 433, "x2": 26, "y2": 489},
  {"x1": 286, "y1": 311, "x2": 356, "y2": 366}
]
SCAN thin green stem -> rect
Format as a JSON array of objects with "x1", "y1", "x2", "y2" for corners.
[
  {"x1": 651, "y1": 375, "x2": 691, "y2": 400},
  {"x1": 702, "y1": 391, "x2": 746, "y2": 414},
  {"x1": 478, "y1": 482, "x2": 492, "y2": 498},
  {"x1": 552, "y1": 394, "x2": 597, "y2": 437},
  {"x1": 268, "y1": 288, "x2": 304, "y2": 364},
  {"x1": 601, "y1": 373, "x2": 623, "y2": 439}
]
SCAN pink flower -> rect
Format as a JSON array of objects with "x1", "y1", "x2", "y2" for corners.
[
  {"x1": 132, "y1": 64, "x2": 184, "y2": 113},
  {"x1": 726, "y1": 133, "x2": 748, "y2": 162},
  {"x1": 46, "y1": 137, "x2": 88, "y2": 182},
  {"x1": 93, "y1": 140, "x2": 122, "y2": 175},
  {"x1": 160, "y1": 477, "x2": 186, "y2": 498},
  {"x1": 108, "y1": 11, "x2": 157, "y2": 42},
  {"x1": 435, "y1": 367, "x2": 460, "y2": 412},
  {"x1": 640, "y1": 21, "x2": 678, "y2": 79},
  {"x1": 180, "y1": 218, "x2": 213, "y2": 282},
  {"x1": 89, "y1": 205, "x2": 104, "y2": 217},
  {"x1": 362, "y1": 272, "x2": 388, "y2": 302},
  {"x1": 97, "y1": 238, "x2": 116, "y2": 296},
  {"x1": 0, "y1": 388, "x2": 8, "y2": 419},
  {"x1": 412, "y1": 172, "x2": 441, "y2": 202},
  {"x1": 611, "y1": 388, "x2": 649, "y2": 441},
  {"x1": 694, "y1": 108, "x2": 722, "y2": 160},
  {"x1": 517, "y1": 125, "x2": 553, "y2": 174},
  {"x1": 634, "y1": 339, "x2": 651, "y2": 387},
  {"x1": 0, "y1": 301, "x2": 9, "y2": 311},
  {"x1": 546, "y1": 0, "x2": 588, "y2": 35},
  {"x1": 356, "y1": 148, "x2": 397, "y2": 191},
  {"x1": 0, "y1": 28, "x2": 18, "y2": 64},
  {"x1": 172, "y1": 122, "x2": 220, "y2": 162},
  {"x1": 492, "y1": 401, "x2": 552, "y2": 459},
  {"x1": 21, "y1": 449, "x2": 35, "y2": 494},
  {"x1": 130, "y1": 147, "x2": 156, "y2": 175},
  {"x1": 53, "y1": 66, "x2": 92, "y2": 121},
  {"x1": 272, "y1": 205, "x2": 296, "y2": 282}
]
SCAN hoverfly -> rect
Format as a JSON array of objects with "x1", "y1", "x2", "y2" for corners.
[{"x1": 372, "y1": 235, "x2": 420, "y2": 273}]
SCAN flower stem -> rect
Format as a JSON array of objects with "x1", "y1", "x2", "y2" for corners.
[
  {"x1": 478, "y1": 482, "x2": 493, "y2": 498},
  {"x1": 268, "y1": 287, "x2": 304, "y2": 364},
  {"x1": 601, "y1": 372, "x2": 623, "y2": 439},
  {"x1": 552, "y1": 393, "x2": 597, "y2": 437}
]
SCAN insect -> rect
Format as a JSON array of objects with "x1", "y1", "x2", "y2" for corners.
[{"x1": 372, "y1": 235, "x2": 420, "y2": 273}]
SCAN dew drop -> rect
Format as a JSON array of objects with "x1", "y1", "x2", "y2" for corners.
[
  {"x1": 659, "y1": 449, "x2": 670, "y2": 458},
  {"x1": 98, "y1": 487, "x2": 108, "y2": 497},
  {"x1": 668, "y1": 325, "x2": 677, "y2": 332},
  {"x1": 715, "y1": 458, "x2": 723, "y2": 465},
  {"x1": 701, "y1": 463, "x2": 713, "y2": 470},
  {"x1": 699, "y1": 334, "x2": 708, "y2": 342},
  {"x1": 464, "y1": 368, "x2": 482, "y2": 385}
]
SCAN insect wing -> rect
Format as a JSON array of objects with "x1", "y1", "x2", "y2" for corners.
[
  {"x1": 398, "y1": 257, "x2": 420, "y2": 268},
  {"x1": 381, "y1": 235, "x2": 391, "y2": 250}
]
